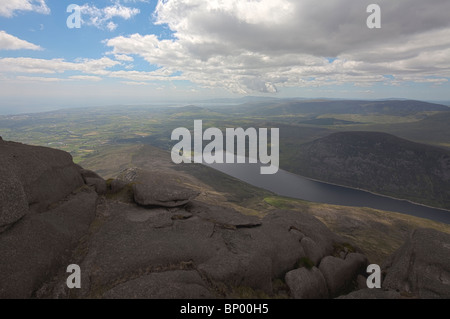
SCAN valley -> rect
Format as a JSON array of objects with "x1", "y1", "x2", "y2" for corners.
[{"x1": 1, "y1": 98, "x2": 449, "y2": 209}]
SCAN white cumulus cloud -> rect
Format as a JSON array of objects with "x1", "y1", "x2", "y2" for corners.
[
  {"x1": 114, "y1": 54, "x2": 134, "y2": 62},
  {"x1": 0, "y1": 57, "x2": 120, "y2": 75},
  {"x1": 0, "y1": 0, "x2": 50, "y2": 17},
  {"x1": 80, "y1": 3, "x2": 140, "y2": 31},
  {"x1": 104, "y1": 0, "x2": 450, "y2": 93},
  {"x1": 0, "y1": 31, "x2": 42, "y2": 50}
]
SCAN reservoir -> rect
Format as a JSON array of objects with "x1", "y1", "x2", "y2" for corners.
[{"x1": 204, "y1": 158, "x2": 450, "y2": 225}]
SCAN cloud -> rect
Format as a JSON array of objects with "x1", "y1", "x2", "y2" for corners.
[
  {"x1": 16, "y1": 76, "x2": 65, "y2": 82},
  {"x1": 9, "y1": 75, "x2": 103, "y2": 83},
  {"x1": 0, "y1": 0, "x2": 50, "y2": 17},
  {"x1": 69, "y1": 75, "x2": 103, "y2": 82},
  {"x1": 104, "y1": 0, "x2": 450, "y2": 93},
  {"x1": 0, "y1": 57, "x2": 119, "y2": 75},
  {"x1": 121, "y1": 81, "x2": 152, "y2": 86},
  {"x1": 3, "y1": 1, "x2": 449, "y2": 95},
  {"x1": 114, "y1": 54, "x2": 134, "y2": 62},
  {"x1": 106, "y1": 69, "x2": 183, "y2": 82},
  {"x1": 80, "y1": 3, "x2": 140, "y2": 31},
  {"x1": 0, "y1": 56, "x2": 181, "y2": 84},
  {"x1": 241, "y1": 78, "x2": 278, "y2": 93},
  {"x1": 0, "y1": 31, "x2": 42, "y2": 50},
  {"x1": 106, "y1": 22, "x2": 118, "y2": 32}
]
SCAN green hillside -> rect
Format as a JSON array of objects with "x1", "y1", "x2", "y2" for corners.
[{"x1": 290, "y1": 131, "x2": 450, "y2": 209}]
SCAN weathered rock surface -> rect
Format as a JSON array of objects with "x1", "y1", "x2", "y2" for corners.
[
  {"x1": 356, "y1": 275, "x2": 368, "y2": 290},
  {"x1": 80, "y1": 169, "x2": 103, "y2": 180},
  {"x1": 319, "y1": 253, "x2": 368, "y2": 298},
  {"x1": 285, "y1": 267, "x2": 329, "y2": 299},
  {"x1": 185, "y1": 201, "x2": 261, "y2": 228},
  {"x1": 300, "y1": 237, "x2": 328, "y2": 266},
  {"x1": 382, "y1": 228, "x2": 450, "y2": 299},
  {"x1": 78, "y1": 202, "x2": 220, "y2": 295},
  {"x1": 110, "y1": 179, "x2": 128, "y2": 193},
  {"x1": 0, "y1": 190, "x2": 97, "y2": 298},
  {"x1": 0, "y1": 140, "x2": 99, "y2": 298},
  {"x1": 117, "y1": 168, "x2": 199, "y2": 207},
  {"x1": 80, "y1": 169, "x2": 107, "y2": 195},
  {"x1": 68, "y1": 198, "x2": 347, "y2": 298},
  {"x1": 133, "y1": 182, "x2": 198, "y2": 207},
  {"x1": 0, "y1": 140, "x2": 84, "y2": 216},
  {"x1": 339, "y1": 289, "x2": 402, "y2": 299},
  {"x1": 0, "y1": 164, "x2": 29, "y2": 231},
  {"x1": 103, "y1": 271, "x2": 214, "y2": 299}
]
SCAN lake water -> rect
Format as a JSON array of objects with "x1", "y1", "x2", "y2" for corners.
[{"x1": 204, "y1": 158, "x2": 450, "y2": 225}]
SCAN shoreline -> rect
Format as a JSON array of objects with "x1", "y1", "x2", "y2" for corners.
[
  {"x1": 286, "y1": 171, "x2": 450, "y2": 213},
  {"x1": 200, "y1": 151, "x2": 450, "y2": 218},
  {"x1": 203, "y1": 159, "x2": 450, "y2": 216}
]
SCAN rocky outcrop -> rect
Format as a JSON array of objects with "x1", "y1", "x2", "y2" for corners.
[
  {"x1": 0, "y1": 140, "x2": 85, "y2": 224},
  {"x1": 0, "y1": 140, "x2": 99, "y2": 298},
  {"x1": 59, "y1": 199, "x2": 347, "y2": 298},
  {"x1": 284, "y1": 251, "x2": 368, "y2": 299},
  {"x1": 285, "y1": 267, "x2": 329, "y2": 299},
  {"x1": 117, "y1": 168, "x2": 199, "y2": 207},
  {"x1": 31, "y1": 171, "x2": 360, "y2": 299},
  {"x1": 382, "y1": 228, "x2": 450, "y2": 298},
  {"x1": 319, "y1": 253, "x2": 368, "y2": 298},
  {"x1": 0, "y1": 165, "x2": 29, "y2": 232},
  {"x1": 339, "y1": 227, "x2": 450, "y2": 299},
  {"x1": 1, "y1": 140, "x2": 449, "y2": 299},
  {"x1": 80, "y1": 169, "x2": 107, "y2": 195},
  {"x1": 0, "y1": 190, "x2": 97, "y2": 298}
]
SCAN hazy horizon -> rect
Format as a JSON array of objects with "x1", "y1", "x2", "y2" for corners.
[{"x1": 1, "y1": 96, "x2": 449, "y2": 116}]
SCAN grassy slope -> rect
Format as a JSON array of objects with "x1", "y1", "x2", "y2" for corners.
[{"x1": 264, "y1": 196, "x2": 450, "y2": 264}]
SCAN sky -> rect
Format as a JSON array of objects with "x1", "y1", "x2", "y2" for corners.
[{"x1": 0, "y1": 0, "x2": 450, "y2": 112}]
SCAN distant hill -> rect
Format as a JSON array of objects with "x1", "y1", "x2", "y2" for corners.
[
  {"x1": 291, "y1": 132, "x2": 450, "y2": 209},
  {"x1": 361, "y1": 111, "x2": 450, "y2": 148},
  {"x1": 210, "y1": 99, "x2": 449, "y2": 117}
]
